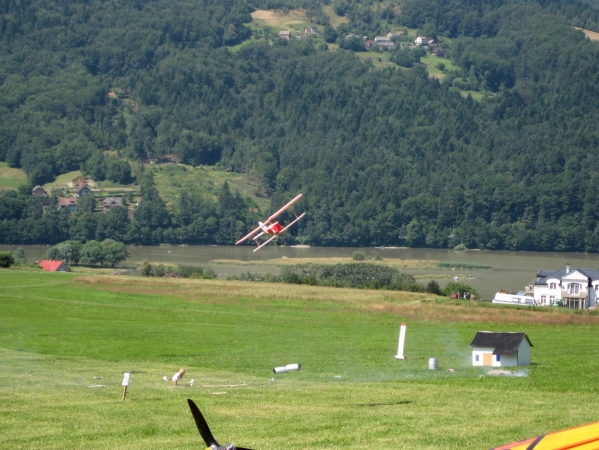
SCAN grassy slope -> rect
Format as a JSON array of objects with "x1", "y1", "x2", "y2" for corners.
[
  {"x1": 2, "y1": 269, "x2": 599, "y2": 448},
  {"x1": 420, "y1": 54, "x2": 458, "y2": 78},
  {"x1": 0, "y1": 162, "x2": 27, "y2": 190},
  {"x1": 150, "y1": 164, "x2": 271, "y2": 212}
]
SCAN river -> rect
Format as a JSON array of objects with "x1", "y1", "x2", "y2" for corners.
[{"x1": 3, "y1": 244, "x2": 599, "y2": 300}]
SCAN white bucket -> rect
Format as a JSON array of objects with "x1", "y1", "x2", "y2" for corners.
[
  {"x1": 273, "y1": 363, "x2": 301, "y2": 374},
  {"x1": 428, "y1": 358, "x2": 438, "y2": 370}
]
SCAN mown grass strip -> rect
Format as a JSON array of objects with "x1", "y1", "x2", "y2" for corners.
[{"x1": 2, "y1": 269, "x2": 599, "y2": 449}]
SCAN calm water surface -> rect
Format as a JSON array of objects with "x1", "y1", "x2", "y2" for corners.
[{"x1": 4, "y1": 244, "x2": 599, "y2": 300}]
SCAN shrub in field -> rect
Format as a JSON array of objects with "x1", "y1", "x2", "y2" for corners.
[
  {"x1": 426, "y1": 279, "x2": 441, "y2": 295},
  {"x1": 352, "y1": 250, "x2": 366, "y2": 260},
  {"x1": 12, "y1": 248, "x2": 28, "y2": 266},
  {"x1": 140, "y1": 260, "x2": 153, "y2": 277},
  {"x1": 151, "y1": 263, "x2": 166, "y2": 278},
  {"x1": 227, "y1": 271, "x2": 279, "y2": 282},
  {"x1": 0, "y1": 251, "x2": 15, "y2": 268},
  {"x1": 442, "y1": 281, "x2": 479, "y2": 298},
  {"x1": 177, "y1": 265, "x2": 204, "y2": 278},
  {"x1": 279, "y1": 263, "x2": 423, "y2": 291}
]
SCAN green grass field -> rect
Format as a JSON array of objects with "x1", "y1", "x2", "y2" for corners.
[
  {"x1": 151, "y1": 164, "x2": 271, "y2": 212},
  {"x1": 420, "y1": 54, "x2": 458, "y2": 79},
  {"x1": 2, "y1": 269, "x2": 599, "y2": 449},
  {"x1": 0, "y1": 162, "x2": 27, "y2": 190}
]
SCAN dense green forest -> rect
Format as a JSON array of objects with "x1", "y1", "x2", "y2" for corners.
[{"x1": 2, "y1": 0, "x2": 599, "y2": 251}]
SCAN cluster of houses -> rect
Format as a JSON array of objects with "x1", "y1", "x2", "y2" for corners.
[
  {"x1": 276, "y1": 27, "x2": 448, "y2": 57},
  {"x1": 365, "y1": 34, "x2": 396, "y2": 51},
  {"x1": 278, "y1": 26, "x2": 319, "y2": 40},
  {"x1": 31, "y1": 175, "x2": 126, "y2": 213},
  {"x1": 343, "y1": 32, "x2": 446, "y2": 56},
  {"x1": 413, "y1": 35, "x2": 446, "y2": 56},
  {"x1": 493, "y1": 263, "x2": 599, "y2": 310}
]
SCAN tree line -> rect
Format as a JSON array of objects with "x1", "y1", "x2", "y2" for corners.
[{"x1": 2, "y1": 0, "x2": 599, "y2": 252}]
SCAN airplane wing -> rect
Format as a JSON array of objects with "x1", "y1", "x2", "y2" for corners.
[
  {"x1": 253, "y1": 234, "x2": 279, "y2": 252},
  {"x1": 236, "y1": 194, "x2": 303, "y2": 245},
  {"x1": 278, "y1": 212, "x2": 305, "y2": 235},
  {"x1": 235, "y1": 225, "x2": 262, "y2": 245},
  {"x1": 266, "y1": 194, "x2": 303, "y2": 223},
  {"x1": 491, "y1": 420, "x2": 599, "y2": 449},
  {"x1": 252, "y1": 212, "x2": 306, "y2": 252}
]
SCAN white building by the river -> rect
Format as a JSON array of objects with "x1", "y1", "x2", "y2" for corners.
[{"x1": 524, "y1": 263, "x2": 599, "y2": 309}]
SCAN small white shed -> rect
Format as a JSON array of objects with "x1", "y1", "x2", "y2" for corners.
[{"x1": 470, "y1": 331, "x2": 532, "y2": 367}]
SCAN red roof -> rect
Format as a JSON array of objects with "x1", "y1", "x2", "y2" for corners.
[
  {"x1": 39, "y1": 260, "x2": 69, "y2": 272},
  {"x1": 58, "y1": 197, "x2": 78, "y2": 207}
]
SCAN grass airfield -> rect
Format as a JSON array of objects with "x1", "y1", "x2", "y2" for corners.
[{"x1": 2, "y1": 271, "x2": 599, "y2": 448}]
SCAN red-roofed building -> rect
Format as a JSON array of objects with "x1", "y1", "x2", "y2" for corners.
[
  {"x1": 39, "y1": 260, "x2": 70, "y2": 272},
  {"x1": 57, "y1": 197, "x2": 78, "y2": 212}
]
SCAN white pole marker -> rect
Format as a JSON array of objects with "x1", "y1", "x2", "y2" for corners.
[
  {"x1": 395, "y1": 323, "x2": 407, "y2": 359},
  {"x1": 121, "y1": 372, "x2": 130, "y2": 401}
]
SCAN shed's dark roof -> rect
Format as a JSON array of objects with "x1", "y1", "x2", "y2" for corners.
[{"x1": 469, "y1": 332, "x2": 532, "y2": 355}]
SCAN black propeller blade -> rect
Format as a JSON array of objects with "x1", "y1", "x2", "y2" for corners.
[
  {"x1": 187, "y1": 399, "x2": 253, "y2": 450},
  {"x1": 187, "y1": 399, "x2": 218, "y2": 447}
]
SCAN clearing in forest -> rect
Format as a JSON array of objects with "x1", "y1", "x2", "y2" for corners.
[
  {"x1": 251, "y1": 9, "x2": 312, "y2": 30},
  {"x1": 575, "y1": 27, "x2": 599, "y2": 41},
  {"x1": 0, "y1": 162, "x2": 27, "y2": 189}
]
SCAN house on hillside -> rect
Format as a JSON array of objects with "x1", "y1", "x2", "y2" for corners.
[
  {"x1": 32, "y1": 185, "x2": 48, "y2": 197},
  {"x1": 39, "y1": 260, "x2": 70, "y2": 272},
  {"x1": 304, "y1": 26, "x2": 318, "y2": 35},
  {"x1": 470, "y1": 331, "x2": 532, "y2": 367},
  {"x1": 373, "y1": 36, "x2": 394, "y2": 50},
  {"x1": 103, "y1": 196, "x2": 123, "y2": 211},
  {"x1": 71, "y1": 175, "x2": 87, "y2": 187},
  {"x1": 57, "y1": 197, "x2": 78, "y2": 212},
  {"x1": 524, "y1": 263, "x2": 599, "y2": 309},
  {"x1": 75, "y1": 185, "x2": 93, "y2": 197},
  {"x1": 279, "y1": 31, "x2": 291, "y2": 39},
  {"x1": 431, "y1": 47, "x2": 446, "y2": 57},
  {"x1": 415, "y1": 36, "x2": 428, "y2": 46},
  {"x1": 365, "y1": 40, "x2": 376, "y2": 49},
  {"x1": 386, "y1": 32, "x2": 400, "y2": 39}
]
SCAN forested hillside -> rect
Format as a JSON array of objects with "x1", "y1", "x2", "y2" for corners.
[{"x1": 2, "y1": 0, "x2": 599, "y2": 251}]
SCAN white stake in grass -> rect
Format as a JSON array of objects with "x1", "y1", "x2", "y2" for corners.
[
  {"x1": 395, "y1": 323, "x2": 407, "y2": 359},
  {"x1": 121, "y1": 372, "x2": 130, "y2": 401}
]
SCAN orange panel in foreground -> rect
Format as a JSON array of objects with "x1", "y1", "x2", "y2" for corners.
[{"x1": 491, "y1": 421, "x2": 599, "y2": 450}]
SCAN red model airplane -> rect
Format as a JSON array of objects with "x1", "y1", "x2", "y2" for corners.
[{"x1": 235, "y1": 193, "x2": 305, "y2": 252}]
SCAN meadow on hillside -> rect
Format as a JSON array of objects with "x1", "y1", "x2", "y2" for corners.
[{"x1": 2, "y1": 269, "x2": 599, "y2": 449}]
